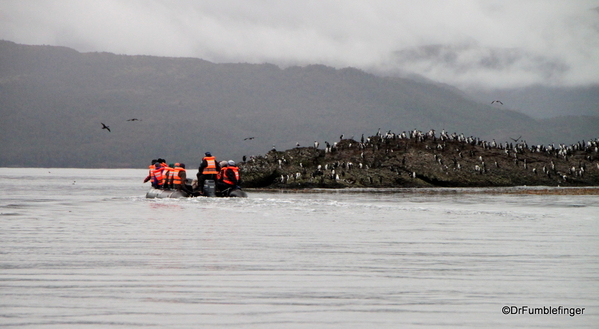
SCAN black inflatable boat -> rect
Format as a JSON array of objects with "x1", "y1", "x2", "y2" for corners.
[{"x1": 146, "y1": 179, "x2": 247, "y2": 198}]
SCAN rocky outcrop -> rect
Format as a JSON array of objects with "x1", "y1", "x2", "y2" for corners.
[{"x1": 239, "y1": 130, "x2": 599, "y2": 188}]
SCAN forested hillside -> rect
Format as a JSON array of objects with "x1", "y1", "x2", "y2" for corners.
[{"x1": 1, "y1": 40, "x2": 597, "y2": 168}]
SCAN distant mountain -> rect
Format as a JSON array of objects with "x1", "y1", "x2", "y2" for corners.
[{"x1": 1, "y1": 40, "x2": 598, "y2": 168}]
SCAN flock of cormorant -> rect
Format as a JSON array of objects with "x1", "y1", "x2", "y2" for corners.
[
  {"x1": 98, "y1": 115, "x2": 598, "y2": 187},
  {"x1": 238, "y1": 128, "x2": 599, "y2": 188}
]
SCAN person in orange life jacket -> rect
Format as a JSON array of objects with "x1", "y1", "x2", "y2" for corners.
[
  {"x1": 217, "y1": 160, "x2": 241, "y2": 191},
  {"x1": 161, "y1": 163, "x2": 174, "y2": 189},
  {"x1": 168, "y1": 163, "x2": 178, "y2": 189},
  {"x1": 196, "y1": 152, "x2": 220, "y2": 192},
  {"x1": 150, "y1": 158, "x2": 167, "y2": 189},
  {"x1": 157, "y1": 158, "x2": 169, "y2": 188},
  {"x1": 173, "y1": 163, "x2": 193, "y2": 194},
  {"x1": 216, "y1": 160, "x2": 228, "y2": 182},
  {"x1": 143, "y1": 159, "x2": 158, "y2": 184},
  {"x1": 150, "y1": 162, "x2": 164, "y2": 189},
  {"x1": 159, "y1": 159, "x2": 168, "y2": 170}
]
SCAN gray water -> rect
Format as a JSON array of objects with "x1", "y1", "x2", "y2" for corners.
[{"x1": 1, "y1": 168, "x2": 598, "y2": 328}]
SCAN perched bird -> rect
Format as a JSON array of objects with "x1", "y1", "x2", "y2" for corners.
[
  {"x1": 491, "y1": 100, "x2": 503, "y2": 105},
  {"x1": 101, "y1": 123, "x2": 111, "y2": 132},
  {"x1": 126, "y1": 118, "x2": 141, "y2": 121}
]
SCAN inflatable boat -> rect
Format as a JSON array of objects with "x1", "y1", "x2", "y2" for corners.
[
  {"x1": 145, "y1": 180, "x2": 248, "y2": 198},
  {"x1": 145, "y1": 188, "x2": 191, "y2": 198}
]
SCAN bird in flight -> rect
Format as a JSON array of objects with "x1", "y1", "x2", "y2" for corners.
[
  {"x1": 127, "y1": 118, "x2": 141, "y2": 121},
  {"x1": 491, "y1": 100, "x2": 503, "y2": 105},
  {"x1": 101, "y1": 123, "x2": 111, "y2": 132},
  {"x1": 243, "y1": 137, "x2": 255, "y2": 140},
  {"x1": 510, "y1": 136, "x2": 522, "y2": 142}
]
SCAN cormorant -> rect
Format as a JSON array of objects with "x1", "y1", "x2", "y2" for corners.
[{"x1": 510, "y1": 136, "x2": 522, "y2": 142}]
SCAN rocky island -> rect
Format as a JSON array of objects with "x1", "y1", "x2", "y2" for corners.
[{"x1": 238, "y1": 130, "x2": 599, "y2": 189}]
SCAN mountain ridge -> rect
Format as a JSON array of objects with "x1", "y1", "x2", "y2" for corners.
[{"x1": 1, "y1": 40, "x2": 597, "y2": 168}]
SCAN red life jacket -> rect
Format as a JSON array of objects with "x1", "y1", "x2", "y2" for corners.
[
  {"x1": 202, "y1": 156, "x2": 219, "y2": 175},
  {"x1": 222, "y1": 166, "x2": 239, "y2": 185}
]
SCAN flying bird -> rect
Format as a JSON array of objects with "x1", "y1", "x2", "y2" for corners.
[
  {"x1": 491, "y1": 100, "x2": 503, "y2": 105},
  {"x1": 243, "y1": 137, "x2": 255, "y2": 140},
  {"x1": 101, "y1": 123, "x2": 111, "y2": 132},
  {"x1": 510, "y1": 136, "x2": 522, "y2": 142},
  {"x1": 127, "y1": 118, "x2": 141, "y2": 121}
]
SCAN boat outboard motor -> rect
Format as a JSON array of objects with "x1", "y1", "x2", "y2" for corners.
[{"x1": 203, "y1": 179, "x2": 216, "y2": 197}]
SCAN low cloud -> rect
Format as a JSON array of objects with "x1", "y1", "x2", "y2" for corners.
[
  {"x1": 1, "y1": 0, "x2": 598, "y2": 88},
  {"x1": 388, "y1": 43, "x2": 571, "y2": 88}
]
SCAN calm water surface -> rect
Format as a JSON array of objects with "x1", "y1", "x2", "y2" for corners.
[{"x1": 1, "y1": 168, "x2": 598, "y2": 328}]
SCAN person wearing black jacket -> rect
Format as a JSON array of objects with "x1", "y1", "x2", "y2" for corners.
[{"x1": 217, "y1": 160, "x2": 241, "y2": 191}]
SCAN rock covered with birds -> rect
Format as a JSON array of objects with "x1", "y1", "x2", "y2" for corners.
[{"x1": 238, "y1": 129, "x2": 599, "y2": 188}]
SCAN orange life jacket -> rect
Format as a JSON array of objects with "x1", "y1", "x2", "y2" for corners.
[
  {"x1": 162, "y1": 165, "x2": 173, "y2": 186},
  {"x1": 202, "y1": 156, "x2": 219, "y2": 175},
  {"x1": 144, "y1": 164, "x2": 156, "y2": 183},
  {"x1": 222, "y1": 166, "x2": 240, "y2": 185},
  {"x1": 173, "y1": 166, "x2": 185, "y2": 185},
  {"x1": 152, "y1": 166, "x2": 164, "y2": 186},
  {"x1": 217, "y1": 167, "x2": 226, "y2": 181}
]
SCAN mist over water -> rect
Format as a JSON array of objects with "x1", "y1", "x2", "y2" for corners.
[{"x1": 1, "y1": 168, "x2": 598, "y2": 328}]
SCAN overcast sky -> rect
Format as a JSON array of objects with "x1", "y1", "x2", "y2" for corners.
[{"x1": 1, "y1": 0, "x2": 598, "y2": 89}]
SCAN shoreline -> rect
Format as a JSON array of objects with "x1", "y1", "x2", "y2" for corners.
[{"x1": 244, "y1": 186, "x2": 599, "y2": 195}]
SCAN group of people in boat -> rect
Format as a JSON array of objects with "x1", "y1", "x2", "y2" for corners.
[{"x1": 143, "y1": 152, "x2": 241, "y2": 196}]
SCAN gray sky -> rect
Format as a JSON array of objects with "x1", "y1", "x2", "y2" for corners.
[{"x1": 1, "y1": 0, "x2": 598, "y2": 89}]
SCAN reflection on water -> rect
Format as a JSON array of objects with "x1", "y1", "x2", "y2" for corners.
[{"x1": 0, "y1": 168, "x2": 598, "y2": 328}]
